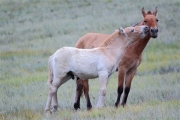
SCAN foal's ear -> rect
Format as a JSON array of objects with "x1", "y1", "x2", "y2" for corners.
[
  {"x1": 142, "y1": 7, "x2": 146, "y2": 17},
  {"x1": 153, "y1": 7, "x2": 158, "y2": 16},
  {"x1": 119, "y1": 27, "x2": 126, "y2": 36}
]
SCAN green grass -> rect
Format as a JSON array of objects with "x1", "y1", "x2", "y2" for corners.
[{"x1": 0, "y1": 0, "x2": 180, "y2": 119}]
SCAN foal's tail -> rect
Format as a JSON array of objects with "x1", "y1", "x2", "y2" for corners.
[{"x1": 48, "y1": 56, "x2": 53, "y2": 85}]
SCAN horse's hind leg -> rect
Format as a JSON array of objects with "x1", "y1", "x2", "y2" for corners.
[
  {"x1": 121, "y1": 67, "x2": 137, "y2": 107},
  {"x1": 115, "y1": 66, "x2": 126, "y2": 107},
  {"x1": 52, "y1": 75, "x2": 72, "y2": 112},
  {"x1": 52, "y1": 90, "x2": 58, "y2": 112},
  {"x1": 74, "y1": 79, "x2": 92, "y2": 110},
  {"x1": 45, "y1": 77, "x2": 60, "y2": 113},
  {"x1": 83, "y1": 80, "x2": 92, "y2": 110},
  {"x1": 74, "y1": 78, "x2": 84, "y2": 110}
]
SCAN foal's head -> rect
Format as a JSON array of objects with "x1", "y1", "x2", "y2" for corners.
[
  {"x1": 119, "y1": 25, "x2": 149, "y2": 43},
  {"x1": 141, "y1": 7, "x2": 158, "y2": 38}
]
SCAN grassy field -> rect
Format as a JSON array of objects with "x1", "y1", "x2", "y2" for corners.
[{"x1": 0, "y1": 0, "x2": 180, "y2": 119}]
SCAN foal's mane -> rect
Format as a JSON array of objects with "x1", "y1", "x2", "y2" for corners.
[{"x1": 99, "y1": 30, "x2": 121, "y2": 47}]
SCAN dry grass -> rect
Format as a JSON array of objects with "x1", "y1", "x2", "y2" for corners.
[{"x1": 0, "y1": 0, "x2": 180, "y2": 119}]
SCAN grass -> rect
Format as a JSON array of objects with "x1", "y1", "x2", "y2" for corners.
[{"x1": 0, "y1": 0, "x2": 180, "y2": 119}]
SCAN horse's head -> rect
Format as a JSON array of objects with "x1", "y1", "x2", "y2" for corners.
[
  {"x1": 141, "y1": 7, "x2": 158, "y2": 38},
  {"x1": 119, "y1": 25, "x2": 149, "y2": 42}
]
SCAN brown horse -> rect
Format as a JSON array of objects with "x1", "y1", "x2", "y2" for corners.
[{"x1": 74, "y1": 7, "x2": 158, "y2": 110}]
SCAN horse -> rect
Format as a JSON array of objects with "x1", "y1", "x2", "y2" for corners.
[
  {"x1": 74, "y1": 7, "x2": 158, "y2": 110},
  {"x1": 44, "y1": 25, "x2": 149, "y2": 113}
]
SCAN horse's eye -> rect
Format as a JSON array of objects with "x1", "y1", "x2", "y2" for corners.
[
  {"x1": 156, "y1": 19, "x2": 159, "y2": 22},
  {"x1": 131, "y1": 29, "x2": 134, "y2": 32},
  {"x1": 144, "y1": 20, "x2": 147, "y2": 23}
]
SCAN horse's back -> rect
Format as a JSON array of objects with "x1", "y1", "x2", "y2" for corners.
[{"x1": 76, "y1": 33, "x2": 110, "y2": 49}]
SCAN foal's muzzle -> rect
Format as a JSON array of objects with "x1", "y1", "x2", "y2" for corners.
[
  {"x1": 143, "y1": 26, "x2": 149, "y2": 33},
  {"x1": 150, "y1": 28, "x2": 158, "y2": 38}
]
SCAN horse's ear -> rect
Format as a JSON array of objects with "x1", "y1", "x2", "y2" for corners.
[
  {"x1": 142, "y1": 7, "x2": 146, "y2": 17},
  {"x1": 153, "y1": 7, "x2": 158, "y2": 16},
  {"x1": 119, "y1": 27, "x2": 126, "y2": 36}
]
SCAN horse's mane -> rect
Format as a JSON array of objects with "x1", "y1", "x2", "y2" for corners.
[
  {"x1": 147, "y1": 11, "x2": 152, "y2": 15},
  {"x1": 132, "y1": 20, "x2": 143, "y2": 27},
  {"x1": 99, "y1": 30, "x2": 121, "y2": 47}
]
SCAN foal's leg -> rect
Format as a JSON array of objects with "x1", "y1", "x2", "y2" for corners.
[
  {"x1": 74, "y1": 79, "x2": 84, "y2": 110},
  {"x1": 121, "y1": 67, "x2": 137, "y2": 107},
  {"x1": 52, "y1": 75, "x2": 71, "y2": 112},
  {"x1": 115, "y1": 67, "x2": 126, "y2": 107},
  {"x1": 52, "y1": 88, "x2": 58, "y2": 112},
  {"x1": 83, "y1": 80, "x2": 92, "y2": 110},
  {"x1": 97, "y1": 72, "x2": 108, "y2": 108},
  {"x1": 45, "y1": 77, "x2": 60, "y2": 113}
]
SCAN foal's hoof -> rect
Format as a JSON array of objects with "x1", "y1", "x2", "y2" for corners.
[
  {"x1": 74, "y1": 103, "x2": 80, "y2": 110},
  {"x1": 51, "y1": 109, "x2": 58, "y2": 113},
  {"x1": 45, "y1": 111, "x2": 52, "y2": 117}
]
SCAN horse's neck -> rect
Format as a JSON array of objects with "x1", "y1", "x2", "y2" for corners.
[
  {"x1": 99, "y1": 35, "x2": 131, "y2": 64},
  {"x1": 131, "y1": 21, "x2": 151, "y2": 57},
  {"x1": 99, "y1": 31, "x2": 120, "y2": 47},
  {"x1": 129, "y1": 34, "x2": 151, "y2": 57}
]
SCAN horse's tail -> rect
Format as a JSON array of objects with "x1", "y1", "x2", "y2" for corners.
[{"x1": 48, "y1": 56, "x2": 53, "y2": 85}]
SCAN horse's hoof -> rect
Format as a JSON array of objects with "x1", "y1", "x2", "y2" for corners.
[
  {"x1": 114, "y1": 103, "x2": 119, "y2": 108},
  {"x1": 87, "y1": 103, "x2": 92, "y2": 110},
  {"x1": 121, "y1": 103, "x2": 126, "y2": 108},
  {"x1": 74, "y1": 103, "x2": 80, "y2": 110},
  {"x1": 45, "y1": 111, "x2": 52, "y2": 117},
  {"x1": 87, "y1": 106, "x2": 92, "y2": 111},
  {"x1": 51, "y1": 109, "x2": 57, "y2": 113}
]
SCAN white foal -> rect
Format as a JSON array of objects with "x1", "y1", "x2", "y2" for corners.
[{"x1": 45, "y1": 25, "x2": 149, "y2": 113}]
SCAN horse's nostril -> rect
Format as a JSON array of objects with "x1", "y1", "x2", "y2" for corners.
[
  {"x1": 151, "y1": 29, "x2": 153, "y2": 32},
  {"x1": 156, "y1": 29, "x2": 158, "y2": 32},
  {"x1": 144, "y1": 26, "x2": 148, "y2": 32}
]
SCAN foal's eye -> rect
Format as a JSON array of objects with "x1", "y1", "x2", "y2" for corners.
[
  {"x1": 131, "y1": 29, "x2": 134, "y2": 32},
  {"x1": 144, "y1": 20, "x2": 147, "y2": 23}
]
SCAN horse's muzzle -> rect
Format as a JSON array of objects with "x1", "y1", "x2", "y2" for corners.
[{"x1": 150, "y1": 28, "x2": 158, "y2": 38}]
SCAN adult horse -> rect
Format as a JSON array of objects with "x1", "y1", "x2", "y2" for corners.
[
  {"x1": 74, "y1": 7, "x2": 158, "y2": 110},
  {"x1": 45, "y1": 25, "x2": 149, "y2": 113}
]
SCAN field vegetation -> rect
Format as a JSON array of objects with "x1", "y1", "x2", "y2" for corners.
[{"x1": 0, "y1": 0, "x2": 180, "y2": 119}]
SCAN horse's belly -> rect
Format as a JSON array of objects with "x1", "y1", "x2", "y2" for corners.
[
  {"x1": 76, "y1": 72, "x2": 98, "y2": 79},
  {"x1": 72, "y1": 64, "x2": 99, "y2": 79}
]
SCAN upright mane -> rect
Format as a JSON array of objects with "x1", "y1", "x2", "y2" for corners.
[
  {"x1": 132, "y1": 11, "x2": 154, "y2": 27},
  {"x1": 147, "y1": 11, "x2": 152, "y2": 15},
  {"x1": 99, "y1": 30, "x2": 121, "y2": 47},
  {"x1": 132, "y1": 20, "x2": 143, "y2": 27}
]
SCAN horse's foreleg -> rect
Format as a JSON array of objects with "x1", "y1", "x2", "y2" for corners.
[
  {"x1": 115, "y1": 67, "x2": 126, "y2": 107},
  {"x1": 74, "y1": 78, "x2": 84, "y2": 110},
  {"x1": 121, "y1": 67, "x2": 137, "y2": 107},
  {"x1": 97, "y1": 72, "x2": 108, "y2": 108},
  {"x1": 83, "y1": 80, "x2": 92, "y2": 110}
]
